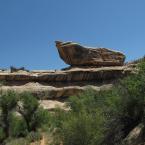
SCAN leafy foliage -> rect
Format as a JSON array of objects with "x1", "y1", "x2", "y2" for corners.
[
  {"x1": 0, "y1": 91, "x2": 49, "y2": 144},
  {"x1": 51, "y1": 61, "x2": 145, "y2": 145}
]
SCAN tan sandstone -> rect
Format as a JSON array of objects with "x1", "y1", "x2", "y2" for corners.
[{"x1": 56, "y1": 41, "x2": 126, "y2": 67}]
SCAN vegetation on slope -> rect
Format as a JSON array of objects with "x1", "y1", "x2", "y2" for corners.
[
  {"x1": 0, "y1": 91, "x2": 49, "y2": 145},
  {"x1": 1, "y1": 60, "x2": 145, "y2": 145},
  {"x1": 49, "y1": 60, "x2": 145, "y2": 145}
]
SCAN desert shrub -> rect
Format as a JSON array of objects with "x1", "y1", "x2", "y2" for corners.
[
  {"x1": 102, "y1": 61, "x2": 145, "y2": 145},
  {"x1": 26, "y1": 131, "x2": 42, "y2": 142},
  {"x1": 0, "y1": 80, "x2": 7, "y2": 86},
  {"x1": 52, "y1": 61, "x2": 145, "y2": 145},
  {"x1": 52, "y1": 90, "x2": 108, "y2": 145},
  {"x1": 0, "y1": 91, "x2": 18, "y2": 140},
  {"x1": 9, "y1": 114, "x2": 28, "y2": 138},
  {"x1": 18, "y1": 92, "x2": 39, "y2": 131},
  {"x1": 29, "y1": 107, "x2": 50, "y2": 131},
  {"x1": 5, "y1": 138, "x2": 29, "y2": 145},
  {"x1": 18, "y1": 92, "x2": 49, "y2": 132},
  {"x1": 0, "y1": 91, "x2": 49, "y2": 144},
  {"x1": 0, "y1": 127, "x2": 5, "y2": 142}
]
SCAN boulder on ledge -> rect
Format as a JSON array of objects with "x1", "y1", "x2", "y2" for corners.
[{"x1": 55, "y1": 41, "x2": 126, "y2": 67}]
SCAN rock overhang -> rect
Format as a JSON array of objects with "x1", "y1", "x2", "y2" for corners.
[{"x1": 55, "y1": 41, "x2": 126, "y2": 67}]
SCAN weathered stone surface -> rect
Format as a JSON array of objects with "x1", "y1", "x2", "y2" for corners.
[
  {"x1": 123, "y1": 124, "x2": 145, "y2": 145},
  {"x1": 56, "y1": 41, "x2": 126, "y2": 66},
  {"x1": 0, "y1": 66, "x2": 132, "y2": 83},
  {"x1": 0, "y1": 65, "x2": 134, "y2": 99},
  {"x1": 39, "y1": 100, "x2": 69, "y2": 111},
  {"x1": 0, "y1": 82, "x2": 113, "y2": 99}
]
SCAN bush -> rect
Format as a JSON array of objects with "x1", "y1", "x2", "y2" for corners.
[
  {"x1": 0, "y1": 127, "x2": 5, "y2": 143},
  {"x1": 52, "y1": 90, "x2": 107, "y2": 145},
  {"x1": 18, "y1": 92, "x2": 49, "y2": 132},
  {"x1": 5, "y1": 138, "x2": 29, "y2": 145},
  {"x1": 26, "y1": 131, "x2": 42, "y2": 142},
  {"x1": 0, "y1": 91, "x2": 18, "y2": 140},
  {"x1": 52, "y1": 61, "x2": 145, "y2": 145},
  {"x1": 0, "y1": 91, "x2": 50, "y2": 144},
  {"x1": 9, "y1": 114, "x2": 28, "y2": 138},
  {"x1": 101, "y1": 61, "x2": 145, "y2": 145}
]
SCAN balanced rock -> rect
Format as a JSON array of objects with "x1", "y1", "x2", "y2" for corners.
[{"x1": 56, "y1": 41, "x2": 125, "y2": 66}]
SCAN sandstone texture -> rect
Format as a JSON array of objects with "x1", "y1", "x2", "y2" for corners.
[
  {"x1": 0, "y1": 82, "x2": 113, "y2": 99},
  {"x1": 0, "y1": 65, "x2": 133, "y2": 99},
  {"x1": 56, "y1": 41, "x2": 126, "y2": 67},
  {"x1": 123, "y1": 124, "x2": 145, "y2": 145},
  {"x1": 0, "y1": 66, "x2": 131, "y2": 83},
  {"x1": 0, "y1": 41, "x2": 130, "y2": 111}
]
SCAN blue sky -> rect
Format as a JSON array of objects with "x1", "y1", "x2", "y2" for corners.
[{"x1": 0, "y1": 0, "x2": 145, "y2": 70}]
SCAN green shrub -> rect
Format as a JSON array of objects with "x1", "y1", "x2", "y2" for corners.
[
  {"x1": 9, "y1": 114, "x2": 28, "y2": 138},
  {"x1": 26, "y1": 131, "x2": 42, "y2": 142},
  {"x1": 0, "y1": 91, "x2": 49, "y2": 144},
  {"x1": 52, "y1": 61, "x2": 145, "y2": 145},
  {"x1": 0, "y1": 91, "x2": 18, "y2": 139},
  {"x1": 30, "y1": 107, "x2": 50, "y2": 131},
  {"x1": 18, "y1": 92, "x2": 49, "y2": 132},
  {"x1": 0, "y1": 127, "x2": 5, "y2": 143},
  {"x1": 5, "y1": 138, "x2": 29, "y2": 145},
  {"x1": 102, "y1": 61, "x2": 145, "y2": 145},
  {"x1": 18, "y1": 92, "x2": 39, "y2": 131},
  {"x1": 0, "y1": 80, "x2": 7, "y2": 86},
  {"x1": 52, "y1": 90, "x2": 107, "y2": 145}
]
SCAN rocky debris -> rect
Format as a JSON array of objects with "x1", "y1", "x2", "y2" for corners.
[
  {"x1": 56, "y1": 41, "x2": 126, "y2": 67},
  {"x1": 39, "y1": 100, "x2": 69, "y2": 111},
  {"x1": 123, "y1": 124, "x2": 145, "y2": 145}
]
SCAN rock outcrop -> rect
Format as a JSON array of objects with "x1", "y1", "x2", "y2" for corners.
[
  {"x1": 123, "y1": 124, "x2": 145, "y2": 145},
  {"x1": 0, "y1": 41, "x2": 131, "y2": 111},
  {"x1": 56, "y1": 41, "x2": 126, "y2": 67},
  {"x1": 0, "y1": 82, "x2": 113, "y2": 99},
  {"x1": 0, "y1": 65, "x2": 133, "y2": 99},
  {"x1": 0, "y1": 66, "x2": 132, "y2": 82},
  {"x1": 0, "y1": 40, "x2": 131, "y2": 100}
]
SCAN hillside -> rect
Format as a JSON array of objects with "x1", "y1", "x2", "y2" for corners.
[
  {"x1": 0, "y1": 41, "x2": 142, "y2": 145},
  {"x1": 0, "y1": 41, "x2": 134, "y2": 110}
]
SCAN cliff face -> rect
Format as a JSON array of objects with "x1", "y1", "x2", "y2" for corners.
[{"x1": 0, "y1": 41, "x2": 135, "y2": 110}]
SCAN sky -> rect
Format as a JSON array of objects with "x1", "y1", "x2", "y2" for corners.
[{"x1": 0, "y1": 0, "x2": 145, "y2": 70}]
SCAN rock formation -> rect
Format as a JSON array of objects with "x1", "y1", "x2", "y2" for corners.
[
  {"x1": 56, "y1": 41, "x2": 126, "y2": 67},
  {"x1": 0, "y1": 65, "x2": 133, "y2": 99},
  {"x1": 0, "y1": 41, "x2": 142, "y2": 144},
  {"x1": 0, "y1": 41, "x2": 132, "y2": 110},
  {"x1": 123, "y1": 124, "x2": 144, "y2": 145}
]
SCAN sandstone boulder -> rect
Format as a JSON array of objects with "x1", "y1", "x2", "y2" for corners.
[
  {"x1": 123, "y1": 124, "x2": 145, "y2": 145},
  {"x1": 56, "y1": 41, "x2": 125, "y2": 66}
]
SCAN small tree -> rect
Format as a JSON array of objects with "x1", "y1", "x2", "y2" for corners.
[
  {"x1": 18, "y1": 92, "x2": 49, "y2": 132},
  {"x1": 0, "y1": 91, "x2": 18, "y2": 139}
]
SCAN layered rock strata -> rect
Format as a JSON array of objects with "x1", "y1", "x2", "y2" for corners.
[
  {"x1": 0, "y1": 41, "x2": 130, "y2": 110},
  {"x1": 0, "y1": 66, "x2": 133, "y2": 99},
  {"x1": 56, "y1": 41, "x2": 125, "y2": 66},
  {"x1": 0, "y1": 66, "x2": 131, "y2": 83}
]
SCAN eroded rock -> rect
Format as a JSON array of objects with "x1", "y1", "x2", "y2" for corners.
[
  {"x1": 123, "y1": 124, "x2": 145, "y2": 145},
  {"x1": 0, "y1": 83, "x2": 113, "y2": 99},
  {"x1": 0, "y1": 66, "x2": 132, "y2": 82},
  {"x1": 56, "y1": 41, "x2": 126, "y2": 67}
]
